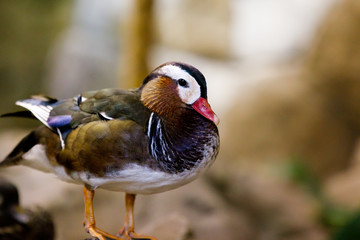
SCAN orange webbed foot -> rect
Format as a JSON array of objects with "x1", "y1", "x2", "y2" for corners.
[{"x1": 118, "y1": 227, "x2": 157, "y2": 240}]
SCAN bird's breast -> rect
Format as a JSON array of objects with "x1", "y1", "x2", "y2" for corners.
[{"x1": 147, "y1": 112, "x2": 219, "y2": 174}]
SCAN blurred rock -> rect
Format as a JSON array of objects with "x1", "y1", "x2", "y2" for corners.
[
  {"x1": 325, "y1": 141, "x2": 360, "y2": 208},
  {"x1": 306, "y1": 0, "x2": 360, "y2": 134},
  {"x1": 135, "y1": 179, "x2": 250, "y2": 240},
  {"x1": 230, "y1": 0, "x2": 337, "y2": 63},
  {"x1": 208, "y1": 168, "x2": 328, "y2": 240},
  {"x1": 154, "y1": 0, "x2": 231, "y2": 58},
  {"x1": 140, "y1": 213, "x2": 189, "y2": 240},
  {"x1": 218, "y1": 65, "x2": 355, "y2": 178},
  {"x1": 219, "y1": 0, "x2": 360, "y2": 179}
]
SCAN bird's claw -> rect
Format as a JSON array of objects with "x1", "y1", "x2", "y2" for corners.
[
  {"x1": 117, "y1": 230, "x2": 157, "y2": 240},
  {"x1": 129, "y1": 236, "x2": 156, "y2": 240},
  {"x1": 84, "y1": 237, "x2": 117, "y2": 240}
]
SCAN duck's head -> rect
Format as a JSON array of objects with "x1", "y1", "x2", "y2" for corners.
[{"x1": 141, "y1": 62, "x2": 219, "y2": 125}]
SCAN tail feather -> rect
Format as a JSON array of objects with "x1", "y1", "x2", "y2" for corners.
[
  {"x1": 0, "y1": 131, "x2": 38, "y2": 168},
  {"x1": 1, "y1": 110, "x2": 35, "y2": 119},
  {"x1": 15, "y1": 100, "x2": 53, "y2": 128},
  {"x1": 1, "y1": 95, "x2": 58, "y2": 123}
]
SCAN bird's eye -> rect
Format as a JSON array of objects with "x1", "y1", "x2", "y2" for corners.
[{"x1": 178, "y1": 78, "x2": 188, "y2": 87}]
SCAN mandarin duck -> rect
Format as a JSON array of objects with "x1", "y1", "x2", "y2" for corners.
[
  {"x1": 1, "y1": 62, "x2": 220, "y2": 240},
  {"x1": 0, "y1": 179, "x2": 55, "y2": 240}
]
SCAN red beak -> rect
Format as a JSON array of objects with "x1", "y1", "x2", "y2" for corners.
[{"x1": 192, "y1": 97, "x2": 219, "y2": 125}]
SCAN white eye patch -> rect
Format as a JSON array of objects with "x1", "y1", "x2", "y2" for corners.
[{"x1": 157, "y1": 65, "x2": 201, "y2": 105}]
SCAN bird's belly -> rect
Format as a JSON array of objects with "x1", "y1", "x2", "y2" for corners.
[
  {"x1": 20, "y1": 145, "x2": 215, "y2": 194},
  {"x1": 75, "y1": 163, "x2": 207, "y2": 194}
]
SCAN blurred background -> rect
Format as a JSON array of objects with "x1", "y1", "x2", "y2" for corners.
[{"x1": 1, "y1": 0, "x2": 360, "y2": 239}]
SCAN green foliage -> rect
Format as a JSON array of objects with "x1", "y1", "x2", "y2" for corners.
[
  {"x1": 320, "y1": 201, "x2": 352, "y2": 229},
  {"x1": 283, "y1": 158, "x2": 359, "y2": 238},
  {"x1": 332, "y1": 212, "x2": 360, "y2": 240},
  {"x1": 284, "y1": 157, "x2": 322, "y2": 197}
]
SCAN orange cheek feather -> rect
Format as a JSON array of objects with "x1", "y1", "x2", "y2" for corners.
[{"x1": 141, "y1": 77, "x2": 181, "y2": 117}]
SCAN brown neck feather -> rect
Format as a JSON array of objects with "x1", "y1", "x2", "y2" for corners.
[{"x1": 141, "y1": 77, "x2": 185, "y2": 121}]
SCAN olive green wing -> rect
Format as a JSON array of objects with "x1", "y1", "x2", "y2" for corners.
[{"x1": 71, "y1": 88, "x2": 151, "y2": 128}]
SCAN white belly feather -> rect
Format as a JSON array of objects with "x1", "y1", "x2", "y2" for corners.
[{"x1": 21, "y1": 144, "x2": 213, "y2": 194}]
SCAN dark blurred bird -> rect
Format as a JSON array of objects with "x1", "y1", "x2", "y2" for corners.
[
  {"x1": 0, "y1": 179, "x2": 54, "y2": 240},
  {"x1": 1, "y1": 62, "x2": 220, "y2": 240}
]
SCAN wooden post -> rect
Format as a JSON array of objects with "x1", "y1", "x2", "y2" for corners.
[{"x1": 120, "y1": 0, "x2": 154, "y2": 89}]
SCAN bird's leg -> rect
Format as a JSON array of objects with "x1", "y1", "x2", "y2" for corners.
[
  {"x1": 83, "y1": 186, "x2": 123, "y2": 240},
  {"x1": 118, "y1": 193, "x2": 135, "y2": 237},
  {"x1": 118, "y1": 193, "x2": 157, "y2": 240}
]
